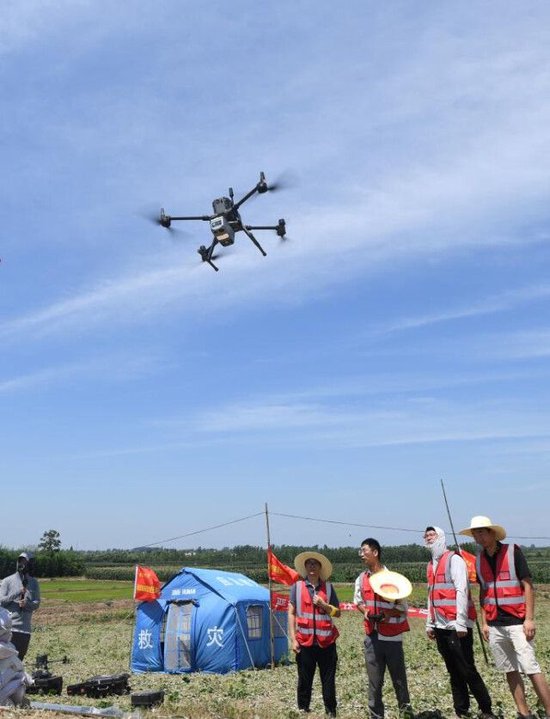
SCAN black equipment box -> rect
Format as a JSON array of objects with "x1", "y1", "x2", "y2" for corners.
[{"x1": 67, "y1": 673, "x2": 130, "y2": 698}]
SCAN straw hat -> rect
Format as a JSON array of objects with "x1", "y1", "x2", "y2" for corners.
[
  {"x1": 459, "y1": 515, "x2": 506, "y2": 542},
  {"x1": 294, "y1": 551, "x2": 333, "y2": 581},
  {"x1": 369, "y1": 569, "x2": 412, "y2": 601}
]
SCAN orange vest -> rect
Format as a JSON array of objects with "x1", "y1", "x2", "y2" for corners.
[
  {"x1": 476, "y1": 544, "x2": 525, "y2": 622},
  {"x1": 294, "y1": 580, "x2": 339, "y2": 648},
  {"x1": 359, "y1": 571, "x2": 410, "y2": 636},
  {"x1": 427, "y1": 550, "x2": 477, "y2": 624}
]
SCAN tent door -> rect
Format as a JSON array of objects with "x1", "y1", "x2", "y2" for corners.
[{"x1": 164, "y1": 601, "x2": 194, "y2": 671}]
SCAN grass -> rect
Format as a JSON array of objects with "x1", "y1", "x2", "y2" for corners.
[
  {"x1": 39, "y1": 578, "x2": 134, "y2": 603},
  {"x1": 18, "y1": 582, "x2": 550, "y2": 719}
]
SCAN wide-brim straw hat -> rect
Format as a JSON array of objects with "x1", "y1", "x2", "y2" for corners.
[
  {"x1": 294, "y1": 551, "x2": 333, "y2": 581},
  {"x1": 369, "y1": 569, "x2": 412, "y2": 601},
  {"x1": 459, "y1": 515, "x2": 506, "y2": 542}
]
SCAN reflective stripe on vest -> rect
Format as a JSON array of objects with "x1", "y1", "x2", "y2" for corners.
[
  {"x1": 295, "y1": 580, "x2": 339, "y2": 647},
  {"x1": 427, "y1": 551, "x2": 477, "y2": 624},
  {"x1": 476, "y1": 544, "x2": 525, "y2": 621},
  {"x1": 359, "y1": 571, "x2": 410, "y2": 637}
]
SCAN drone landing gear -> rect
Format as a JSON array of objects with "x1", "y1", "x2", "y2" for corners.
[
  {"x1": 198, "y1": 244, "x2": 219, "y2": 272},
  {"x1": 241, "y1": 226, "x2": 267, "y2": 257}
]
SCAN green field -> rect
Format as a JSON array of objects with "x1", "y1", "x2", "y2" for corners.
[
  {"x1": 20, "y1": 580, "x2": 550, "y2": 719},
  {"x1": 39, "y1": 578, "x2": 134, "y2": 602}
]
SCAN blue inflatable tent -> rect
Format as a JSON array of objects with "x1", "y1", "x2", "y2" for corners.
[{"x1": 131, "y1": 567, "x2": 288, "y2": 674}]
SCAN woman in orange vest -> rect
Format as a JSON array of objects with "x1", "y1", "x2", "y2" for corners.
[
  {"x1": 288, "y1": 551, "x2": 340, "y2": 717},
  {"x1": 461, "y1": 515, "x2": 550, "y2": 719}
]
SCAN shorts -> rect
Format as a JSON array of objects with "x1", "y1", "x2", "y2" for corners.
[{"x1": 488, "y1": 624, "x2": 541, "y2": 674}]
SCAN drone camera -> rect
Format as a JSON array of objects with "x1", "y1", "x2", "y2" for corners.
[{"x1": 210, "y1": 215, "x2": 235, "y2": 247}]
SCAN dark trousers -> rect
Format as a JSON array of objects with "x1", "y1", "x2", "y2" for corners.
[
  {"x1": 296, "y1": 642, "x2": 338, "y2": 716},
  {"x1": 363, "y1": 633, "x2": 410, "y2": 719},
  {"x1": 434, "y1": 628, "x2": 492, "y2": 717},
  {"x1": 11, "y1": 631, "x2": 31, "y2": 660}
]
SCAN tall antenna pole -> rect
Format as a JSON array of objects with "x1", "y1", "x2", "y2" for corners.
[
  {"x1": 440, "y1": 479, "x2": 488, "y2": 663},
  {"x1": 265, "y1": 502, "x2": 275, "y2": 669}
]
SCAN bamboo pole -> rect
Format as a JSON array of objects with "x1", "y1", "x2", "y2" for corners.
[{"x1": 265, "y1": 502, "x2": 275, "y2": 669}]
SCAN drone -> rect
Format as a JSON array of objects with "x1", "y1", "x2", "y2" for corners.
[{"x1": 153, "y1": 172, "x2": 287, "y2": 271}]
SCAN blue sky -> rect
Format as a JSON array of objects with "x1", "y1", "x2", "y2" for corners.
[{"x1": 2, "y1": 2, "x2": 550, "y2": 550}]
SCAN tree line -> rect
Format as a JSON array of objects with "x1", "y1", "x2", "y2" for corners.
[{"x1": 2, "y1": 539, "x2": 550, "y2": 582}]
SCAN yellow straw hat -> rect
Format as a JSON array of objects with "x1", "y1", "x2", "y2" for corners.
[
  {"x1": 294, "y1": 551, "x2": 333, "y2": 581},
  {"x1": 369, "y1": 569, "x2": 412, "y2": 600}
]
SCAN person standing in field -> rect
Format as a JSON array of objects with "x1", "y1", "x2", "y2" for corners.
[
  {"x1": 0, "y1": 552, "x2": 40, "y2": 660},
  {"x1": 288, "y1": 551, "x2": 340, "y2": 717},
  {"x1": 460, "y1": 515, "x2": 550, "y2": 719},
  {"x1": 354, "y1": 538, "x2": 412, "y2": 719},
  {"x1": 424, "y1": 525, "x2": 496, "y2": 719}
]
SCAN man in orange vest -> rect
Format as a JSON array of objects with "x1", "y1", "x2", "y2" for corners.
[
  {"x1": 354, "y1": 538, "x2": 412, "y2": 719},
  {"x1": 424, "y1": 526, "x2": 495, "y2": 719},
  {"x1": 288, "y1": 551, "x2": 340, "y2": 717},
  {"x1": 461, "y1": 515, "x2": 550, "y2": 719}
]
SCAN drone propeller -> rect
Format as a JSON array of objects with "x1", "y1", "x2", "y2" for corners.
[
  {"x1": 264, "y1": 171, "x2": 295, "y2": 193},
  {"x1": 140, "y1": 208, "x2": 187, "y2": 236}
]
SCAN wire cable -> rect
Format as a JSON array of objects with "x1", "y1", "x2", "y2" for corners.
[{"x1": 140, "y1": 512, "x2": 264, "y2": 548}]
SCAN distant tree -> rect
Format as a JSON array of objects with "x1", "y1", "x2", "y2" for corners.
[{"x1": 38, "y1": 529, "x2": 62, "y2": 553}]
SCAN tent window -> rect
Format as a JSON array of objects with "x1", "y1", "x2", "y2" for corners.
[
  {"x1": 272, "y1": 610, "x2": 286, "y2": 638},
  {"x1": 164, "y1": 602, "x2": 193, "y2": 671},
  {"x1": 246, "y1": 604, "x2": 263, "y2": 639}
]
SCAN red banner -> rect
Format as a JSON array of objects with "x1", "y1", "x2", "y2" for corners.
[
  {"x1": 336, "y1": 603, "x2": 428, "y2": 618},
  {"x1": 460, "y1": 550, "x2": 477, "y2": 583},
  {"x1": 267, "y1": 548, "x2": 300, "y2": 586},
  {"x1": 134, "y1": 565, "x2": 161, "y2": 601},
  {"x1": 271, "y1": 592, "x2": 289, "y2": 611}
]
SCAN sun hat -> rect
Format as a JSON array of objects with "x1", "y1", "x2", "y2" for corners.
[
  {"x1": 294, "y1": 551, "x2": 333, "y2": 581},
  {"x1": 459, "y1": 515, "x2": 506, "y2": 542},
  {"x1": 369, "y1": 569, "x2": 412, "y2": 601}
]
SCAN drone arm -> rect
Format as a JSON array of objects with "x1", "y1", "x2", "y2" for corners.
[
  {"x1": 246, "y1": 218, "x2": 286, "y2": 238},
  {"x1": 241, "y1": 226, "x2": 267, "y2": 257},
  {"x1": 245, "y1": 225, "x2": 278, "y2": 230},
  {"x1": 169, "y1": 215, "x2": 212, "y2": 222},
  {"x1": 233, "y1": 186, "x2": 260, "y2": 211}
]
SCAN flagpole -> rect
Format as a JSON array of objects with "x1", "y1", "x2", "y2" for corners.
[
  {"x1": 130, "y1": 565, "x2": 138, "y2": 671},
  {"x1": 265, "y1": 502, "x2": 275, "y2": 669},
  {"x1": 440, "y1": 479, "x2": 488, "y2": 664}
]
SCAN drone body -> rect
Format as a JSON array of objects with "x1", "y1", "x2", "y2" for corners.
[{"x1": 156, "y1": 172, "x2": 286, "y2": 271}]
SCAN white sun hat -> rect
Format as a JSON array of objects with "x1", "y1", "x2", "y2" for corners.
[
  {"x1": 369, "y1": 569, "x2": 412, "y2": 600},
  {"x1": 459, "y1": 515, "x2": 506, "y2": 542}
]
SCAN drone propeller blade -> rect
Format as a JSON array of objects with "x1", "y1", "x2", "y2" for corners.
[
  {"x1": 139, "y1": 208, "x2": 188, "y2": 237},
  {"x1": 266, "y1": 170, "x2": 296, "y2": 193}
]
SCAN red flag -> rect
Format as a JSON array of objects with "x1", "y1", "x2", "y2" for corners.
[
  {"x1": 267, "y1": 548, "x2": 300, "y2": 586},
  {"x1": 460, "y1": 550, "x2": 477, "y2": 583},
  {"x1": 271, "y1": 591, "x2": 290, "y2": 611},
  {"x1": 134, "y1": 565, "x2": 161, "y2": 601}
]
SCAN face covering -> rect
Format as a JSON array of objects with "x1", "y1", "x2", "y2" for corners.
[{"x1": 425, "y1": 526, "x2": 447, "y2": 560}]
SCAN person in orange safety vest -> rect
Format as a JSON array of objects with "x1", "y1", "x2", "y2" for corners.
[
  {"x1": 289, "y1": 551, "x2": 340, "y2": 717},
  {"x1": 461, "y1": 515, "x2": 550, "y2": 719},
  {"x1": 354, "y1": 538, "x2": 412, "y2": 719},
  {"x1": 425, "y1": 525, "x2": 495, "y2": 719}
]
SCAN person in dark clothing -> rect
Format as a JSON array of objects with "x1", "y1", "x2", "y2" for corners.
[
  {"x1": 0, "y1": 553, "x2": 40, "y2": 660},
  {"x1": 289, "y1": 551, "x2": 340, "y2": 717}
]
